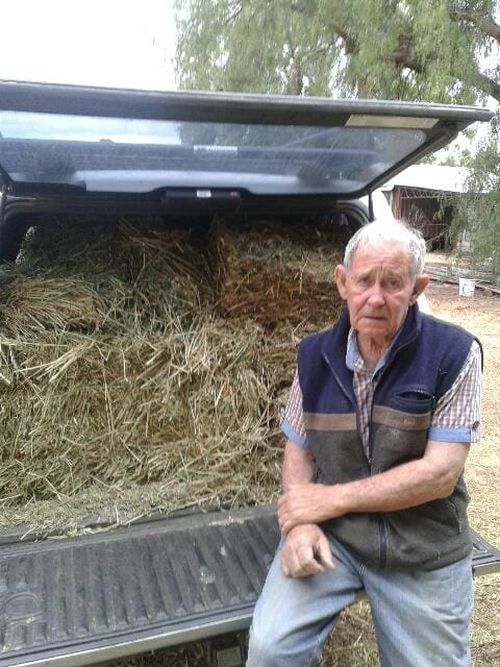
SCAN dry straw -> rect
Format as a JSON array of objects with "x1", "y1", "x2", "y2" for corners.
[{"x1": 0, "y1": 216, "x2": 344, "y2": 532}]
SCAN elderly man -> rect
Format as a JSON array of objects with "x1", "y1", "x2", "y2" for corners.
[{"x1": 247, "y1": 220, "x2": 481, "y2": 667}]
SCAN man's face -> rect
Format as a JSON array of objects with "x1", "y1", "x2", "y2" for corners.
[{"x1": 335, "y1": 241, "x2": 428, "y2": 343}]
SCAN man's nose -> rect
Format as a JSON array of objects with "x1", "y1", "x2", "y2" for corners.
[{"x1": 367, "y1": 283, "x2": 385, "y2": 306}]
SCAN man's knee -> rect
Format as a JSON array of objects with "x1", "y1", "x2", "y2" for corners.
[
  {"x1": 246, "y1": 624, "x2": 287, "y2": 667},
  {"x1": 247, "y1": 622, "x2": 319, "y2": 667}
]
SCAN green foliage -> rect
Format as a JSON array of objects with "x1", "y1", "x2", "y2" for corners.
[
  {"x1": 174, "y1": 0, "x2": 497, "y2": 103},
  {"x1": 453, "y1": 111, "x2": 500, "y2": 278},
  {"x1": 174, "y1": 0, "x2": 336, "y2": 95},
  {"x1": 174, "y1": 0, "x2": 500, "y2": 276}
]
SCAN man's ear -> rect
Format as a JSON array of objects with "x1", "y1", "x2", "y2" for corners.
[
  {"x1": 334, "y1": 264, "x2": 348, "y2": 300},
  {"x1": 409, "y1": 274, "x2": 429, "y2": 305}
]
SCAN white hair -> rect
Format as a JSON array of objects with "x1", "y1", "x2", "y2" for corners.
[{"x1": 344, "y1": 219, "x2": 426, "y2": 280}]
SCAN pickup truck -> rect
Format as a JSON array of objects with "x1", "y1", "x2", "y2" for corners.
[{"x1": 0, "y1": 80, "x2": 498, "y2": 667}]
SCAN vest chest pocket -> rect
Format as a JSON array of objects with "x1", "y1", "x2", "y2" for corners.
[{"x1": 390, "y1": 390, "x2": 436, "y2": 415}]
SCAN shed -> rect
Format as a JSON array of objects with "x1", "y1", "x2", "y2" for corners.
[{"x1": 380, "y1": 164, "x2": 472, "y2": 248}]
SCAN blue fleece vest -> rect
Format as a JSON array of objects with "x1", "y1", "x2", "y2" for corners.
[{"x1": 297, "y1": 305, "x2": 475, "y2": 571}]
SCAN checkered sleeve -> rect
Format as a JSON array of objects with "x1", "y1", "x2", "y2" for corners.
[
  {"x1": 428, "y1": 340, "x2": 482, "y2": 443},
  {"x1": 280, "y1": 368, "x2": 308, "y2": 447}
]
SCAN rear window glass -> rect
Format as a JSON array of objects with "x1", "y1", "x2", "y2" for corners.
[{"x1": 0, "y1": 111, "x2": 426, "y2": 195}]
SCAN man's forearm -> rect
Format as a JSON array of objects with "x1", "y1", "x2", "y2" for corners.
[
  {"x1": 282, "y1": 439, "x2": 314, "y2": 491},
  {"x1": 278, "y1": 440, "x2": 470, "y2": 533},
  {"x1": 328, "y1": 453, "x2": 457, "y2": 515}
]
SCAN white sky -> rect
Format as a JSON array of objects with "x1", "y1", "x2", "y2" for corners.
[
  {"x1": 0, "y1": 0, "x2": 177, "y2": 91},
  {"x1": 0, "y1": 0, "x2": 496, "y2": 109}
]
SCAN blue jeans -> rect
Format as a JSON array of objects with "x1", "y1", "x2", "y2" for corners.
[{"x1": 247, "y1": 534, "x2": 473, "y2": 667}]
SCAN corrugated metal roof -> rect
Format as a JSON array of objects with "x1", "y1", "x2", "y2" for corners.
[{"x1": 380, "y1": 164, "x2": 472, "y2": 193}]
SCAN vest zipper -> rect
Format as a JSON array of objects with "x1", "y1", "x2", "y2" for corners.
[
  {"x1": 368, "y1": 388, "x2": 388, "y2": 569},
  {"x1": 368, "y1": 336, "x2": 436, "y2": 571},
  {"x1": 323, "y1": 354, "x2": 357, "y2": 411},
  {"x1": 369, "y1": 372, "x2": 388, "y2": 569},
  {"x1": 377, "y1": 518, "x2": 387, "y2": 569}
]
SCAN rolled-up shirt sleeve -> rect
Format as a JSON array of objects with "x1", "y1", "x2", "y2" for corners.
[
  {"x1": 428, "y1": 340, "x2": 482, "y2": 443},
  {"x1": 280, "y1": 369, "x2": 308, "y2": 447}
]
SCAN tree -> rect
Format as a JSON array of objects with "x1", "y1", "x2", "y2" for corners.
[
  {"x1": 451, "y1": 113, "x2": 500, "y2": 275},
  {"x1": 174, "y1": 0, "x2": 500, "y2": 275},
  {"x1": 175, "y1": 0, "x2": 499, "y2": 104}
]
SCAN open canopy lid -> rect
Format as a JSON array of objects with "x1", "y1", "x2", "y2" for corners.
[{"x1": 0, "y1": 80, "x2": 493, "y2": 198}]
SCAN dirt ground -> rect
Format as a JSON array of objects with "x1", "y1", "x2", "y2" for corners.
[
  {"x1": 101, "y1": 269, "x2": 500, "y2": 667},
  {"x1": 425, "y1": 278, "x2": 500, "y2": 667}
]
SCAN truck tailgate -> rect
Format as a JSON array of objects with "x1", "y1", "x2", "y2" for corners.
[{"x1": 0, "y1": 505, "x2": 498, "y2": 666}]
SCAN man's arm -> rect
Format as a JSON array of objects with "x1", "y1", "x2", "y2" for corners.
[
  {"x1": 278, "y1": 439, "x2": 470, "y2": 534},
  {"x1": 280, "y1": 440, "x2": 335, "y2": 577},
  {"x1": 282, "y1": 438, "x2": 315, "y2": 490}
]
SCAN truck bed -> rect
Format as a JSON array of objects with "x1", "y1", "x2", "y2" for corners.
[{"x1": 0, "y1": 505, "x2": 498, "y2": 666}]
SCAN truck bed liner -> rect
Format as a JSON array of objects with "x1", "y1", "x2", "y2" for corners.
[{"x1": 0, "y1": 505, "x2": 498, "y2": 666}]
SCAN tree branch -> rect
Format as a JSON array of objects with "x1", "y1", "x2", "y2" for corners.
[
  {"x1": 302, "y1": 41, "x2": 338, "y2": 63},
  {"x1": 223, "y1": 1, "x2": 244, "y2": 27},
  {"x1": 392, "y1": 45, "x2": 421, "y2": 72},
  {"x1": 476, "y1": 70, "x2": 500, "y2": 102},
  {"x1": 450, "y1": 10, "x2": 500, "y2": 42},
  {"x1": 332, "y1": 15, "x2": 498, "y2": 101},
  {"x1": 329, "y1": 23, "x2": 357, "y2": 55}
]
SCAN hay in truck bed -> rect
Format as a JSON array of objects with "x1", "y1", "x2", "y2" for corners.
[{"x1": 0, "y1": 81, "x2": 498, "y2": 667}]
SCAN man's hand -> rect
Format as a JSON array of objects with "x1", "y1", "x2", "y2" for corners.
[
  {"x1": 278, "y1": 483, "x2": 343, "y2": 535},
  {"x1": 280, "y1": 524, "x2": 335, "y2": 578}
]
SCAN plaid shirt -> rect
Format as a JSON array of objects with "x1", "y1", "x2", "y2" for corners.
[{"x1": 281, "y1": 333, "x2": 481, "y2": 453}]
